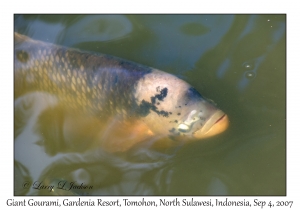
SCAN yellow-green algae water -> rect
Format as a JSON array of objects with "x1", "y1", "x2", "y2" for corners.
[{"x1": 14, "y1": 14, "x2": 285, "y2": 195}]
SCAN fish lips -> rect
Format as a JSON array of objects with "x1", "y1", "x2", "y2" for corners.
[{"x1": 193, "y1": 110, "x2": 229, "y2": 139}]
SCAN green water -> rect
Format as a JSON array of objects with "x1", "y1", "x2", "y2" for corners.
[{"x1": 14, "y1": 14, "x2": 286, "y2": 195}]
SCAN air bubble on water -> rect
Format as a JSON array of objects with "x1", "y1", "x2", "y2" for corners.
[
  {"x1": 245, "y1": 71, "x2": 256, "y2": 79},
  {"x1": 242, "y1": 61, "x2": 254, "y2": 70}
]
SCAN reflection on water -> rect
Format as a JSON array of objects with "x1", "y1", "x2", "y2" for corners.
[
  {"x1": 132, "y1": 15, "x2": 235, "y2": 74},
  {"x1": 14, "y1": 15, "x2": 65, "y2": 43},
  {"x1": 14, "y1": 15, "x2": 286, "y2": 195},
  {"x1": 60, "y1": 15, "x2": 133, "y2": 46}
]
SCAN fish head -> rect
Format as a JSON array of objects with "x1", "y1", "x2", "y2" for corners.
[
  {"x1": 134, "y1": 69, "x2": 229, "y2": 141},
  {"x1": 173, "y1": 88, "x2": 229, "y2": 139}
]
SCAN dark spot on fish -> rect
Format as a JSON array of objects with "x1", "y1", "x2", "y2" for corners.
[
  {"x1": 137, "y1": 100, "x2": 152, "y2": 116},
  {"x1": 169, "y1": 128, "x2": 176, "y2": 133},
  {"x1": 150, "y1": 87, "x2": 168, "y2": 104},
  {"x1": 158, "y1": 110, "x2": 169, "y2": 117},
  {"x1": 151, "y1": 97, "x2": 156, "y2": 104},
  {"x1": 174, "y1": 120, "x2": 178, "y2": 123},
  {"x1": 169, "y1": 112, "x2": 172, "y2": 115},
  {"x1": 185, "y1": 103, "x2": 187, "y2": 106},
  {"x1": 157, "y1": 102, "x2": 160, "y2": 105},
  {"x1": 179, "y1": 106, "x2": 181, "y2": 108},
  {"x1": 138, "y1": 100, "x2": 169, "y2": 117},
  {"x1": 177, "y1": 113, "x2": 181, "y2": 116},
  {"x1": 16, "y1": 50, "x2": 29, "y2": 63}
]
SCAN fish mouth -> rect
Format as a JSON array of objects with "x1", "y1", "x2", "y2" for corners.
[{"x1": 193, "y1": 110, "x2": 229, "y2": 139}]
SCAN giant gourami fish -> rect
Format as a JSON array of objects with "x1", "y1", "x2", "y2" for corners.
[{"x1": 14, "y1": 32, "x2": 229, "y2": 152}]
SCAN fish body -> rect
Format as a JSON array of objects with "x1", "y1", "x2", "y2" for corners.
[{"x1": 14, "y1": 32, "x2": 229, "y2": 152}]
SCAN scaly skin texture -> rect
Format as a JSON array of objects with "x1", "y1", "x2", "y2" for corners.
[
  {"x1": 14, "y1": 32, "x2": 228, "y2": 152},
  {"x1": 15, "y1": 33, "x2": 151, "y2": 118}
]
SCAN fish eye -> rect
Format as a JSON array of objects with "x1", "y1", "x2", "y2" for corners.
[{"x1": 178, "y1": 123, "x2": 190, "y2": 133}]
